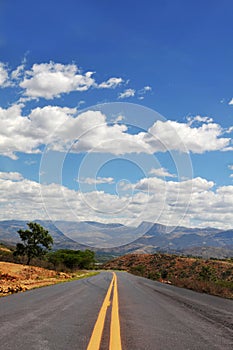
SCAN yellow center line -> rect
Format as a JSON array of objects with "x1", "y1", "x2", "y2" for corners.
[
  {"x1": 109, "y1": 272, "x2": 122, "y2": 350},
  {"x1": 87, "y1": 274, "x2": 114, "y2": 350},
  {"x1": 86, "y1": 272, "x2": 122, "y2": 350}
]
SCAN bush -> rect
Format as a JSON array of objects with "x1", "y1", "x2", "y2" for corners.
[{"x1": 131, "y1": 265, "x2": 145, "y2": 276}]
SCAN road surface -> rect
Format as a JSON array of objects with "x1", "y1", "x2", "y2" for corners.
[{"x1": 0, "y1": 271, "x2": 232, "y2": 349}]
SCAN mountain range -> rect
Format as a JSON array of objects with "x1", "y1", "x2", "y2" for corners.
[{"x1": 0, "y1": 220, "x2": 232, "y2": 258}]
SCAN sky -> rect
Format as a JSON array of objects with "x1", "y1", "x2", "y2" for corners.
[{"x1": 0, "y1": 0, "x2": 233, "y2": 237}]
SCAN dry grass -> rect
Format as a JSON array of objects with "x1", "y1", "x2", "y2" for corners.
[{"x1": 0, "y1": 246, "x2": 11, "y2": 253}]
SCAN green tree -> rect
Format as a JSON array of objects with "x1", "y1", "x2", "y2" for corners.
[
  {"x1": 14, "y1": 222, "x2": 53, "y2": 265},
  {"x1": 48, "y1": 249, "x2": 95, "y2": 270}
]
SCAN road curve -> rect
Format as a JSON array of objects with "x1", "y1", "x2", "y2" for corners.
[{"x1": 0, "y1": 271, "x2": 232, "y2": 350}]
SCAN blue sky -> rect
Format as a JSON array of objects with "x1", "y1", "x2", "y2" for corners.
[{"x1": 0, "y1": 0, "x2": 233, "y2": 234}]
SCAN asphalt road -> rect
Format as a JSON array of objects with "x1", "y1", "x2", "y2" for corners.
[{"x1": 0, "y1": 271, "x2": 232, "y2": 350}]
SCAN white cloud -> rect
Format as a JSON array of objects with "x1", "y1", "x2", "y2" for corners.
[
  {"x1": 0, "y1": 104, "x2": 77, "y2": 159},
  {"x1": 143, "y1": 85, "x2": 152, "y2": 91},
  {"x1": 79, "y1": 177, "x2": 114, "y2": 185},
  {"x1": 0, "y1": 104, "x2": 39, "y2": 159},
  {"x1": 98, "y1": 77, "x2": 123, "y2": 89},
  {"x1": 18, "y1": 62, "x2": 125, "y2": 100},
  {"x1": 138, "y1": 85, "x2": 152, "y2": 95},
  {"x1": 113, "y1": 115, "x2": 124, "y2": 123},
  {"x1": 0, "y1": 105, "x2": 231, "y2": 159},
  {"x1": 135, "y1": 176, "x2": 214, "y2": 194},
  {"x1": 146, "y1": 120, "x2": 231, "y2": 154},
  {"x1": 11, "y1": 64, "x2": 25, "y2": 80},
  {"x1": 187, "y1": 115, "x2": 213, "y2": 125},
  {"x1": 20, "y1": 62, "x2": 96, "y2": 99},
  {"x1": 229, "y1": 165, "x2": 233, "y2": 178},
  {"x1": 228, "y1": 98, "x2": 233, "y2": 105},
  {"x1": 24, "y1": 160, "x2": 37, "y2": 166},
  {"x1": 0, "y1": 63, "x2": 11, "y2": 87},
  {"x1": 149, "y1": 167, "x2": 176, "y2": 178},
  {"x1": 0, "y1": 173, "x2": 233, "y2": 230},
  {"x1": 0, "y1": 61, "x2": 126, "y2": 100},
  {"x1": 226, "y1": 126, "x2": 233, "y2": 134},
  {"x1": 137, "y1": 85, "x2": 152, "y2": 100},
  {"x1": 118, "y1": 89, "x2": 135, "y2": 99},
  {"x1": 0, "y1": 172, "x2": 23, "y2": 181}
]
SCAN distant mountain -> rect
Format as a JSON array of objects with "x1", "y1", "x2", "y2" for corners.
[
  {"x1": 53, "y1": 220, "x2": 139, "y2": 247},
  {"x1": 214, "y1": 230, "x2": 233, "y2": 239},
  {"x1": 98, "y1": 222, "x2": 233, "y2": 258},
  {"x1": 0, "y1": 220, "x2": 232, "y2": 258},
  {"x1": 0, "y1": 220, "x2": 87, "y2": 250}
]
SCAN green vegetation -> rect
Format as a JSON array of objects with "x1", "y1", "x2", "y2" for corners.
[
  {"x1": 0, "y1": 222, "x2": 97, "y2": 272},
  {"x1": 47, "y1": 249, "x2": 96, "y2": 270},
  {"x1": 0, "y1": 241, "x2": 96, "y2": 272},
  {"x1": 95, "y1": 253, "x2": 120, "y2": 264},
  {"x1": 14, "y1": 222, "x2": 53, "y2": 265},
  {"x1": 131, "y1": 264, "x2": 146, "y2": 276}
]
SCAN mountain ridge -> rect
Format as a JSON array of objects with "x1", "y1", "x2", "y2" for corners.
[{"x1": 0, "y1": 220, "x2": 232, "y2": 258}]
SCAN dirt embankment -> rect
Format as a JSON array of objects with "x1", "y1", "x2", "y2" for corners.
[{"x1": 0, "y1": 262, "x2": 71, "y2": 296}]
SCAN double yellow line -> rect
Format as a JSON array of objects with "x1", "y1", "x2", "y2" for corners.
[{"x1": 87, "y1": 272, "x2": 122, "y2": 350}]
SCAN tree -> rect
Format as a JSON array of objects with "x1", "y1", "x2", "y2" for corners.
[
  {"x1": 48, "y1": 249, "x2": 96, "y2": 270},
  {"x1": 14, "y1": 222, "x2": 53, "y2": 265}
]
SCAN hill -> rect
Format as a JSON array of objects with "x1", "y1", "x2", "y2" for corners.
[{"x1": 104, "y1": 253, "x2": 233, "y2": 299}]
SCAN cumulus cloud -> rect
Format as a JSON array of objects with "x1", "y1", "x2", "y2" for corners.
[
  {"x1": 0, "y1": 104, "x2": 79, "y2": 159},
  {"x1": 149, "y1": 167, "x2": 176, "y2": 178},
  {"x1": 0, "y1": 172, "x2": 23, "y2": 181},
  {"x1": 146, "y1": 120, "x2": 230, "y2": 153},
  {"x1": 135, "y1": 176, "x2": 214, "y2": 194},
  {"x1": 123, "y1": 176, "x2": 233, "y2": 229},
  {"x1": 118, "y1": 89, "x2": 135, "y2": 99},
  {"x1": 19, "y1": 62, "x2": 96, "y2": 99},
  {"x1": 98, "y1": 77, "x2": 123, "y2": 89},
  {"x1": 0, "y1": 173, "x2": 233, "y2": 230},
  {"x1": 0, "y1": 105, "x2": 231, "y2": 159},
  {"x1": 228, "y1": 98, "x2": 233, "y2": 105},
  {"x1": 0, "y1": 61, "x2": 126, "y2": 100},
  {"x1": 79, "y1": 177, "x2": 114, "y2": 185},
  {"x1": 18, "y1": 62, "x2": 126, "y2": 100}
]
